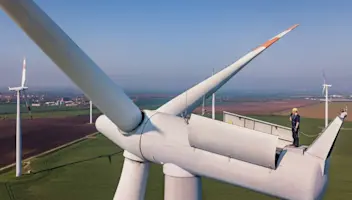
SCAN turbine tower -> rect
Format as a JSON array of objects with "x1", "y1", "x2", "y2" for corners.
[
  {"x1": 201, "y1": 69, "x2": 216, "y2": 118},
  {"x1": 212, "y1": 69, "x2": 215, "y2": 120},
  {"x1": 322, "y1": 71, "x2": 332, "y2": 128},
  {"x1": 90, "y1": 100, "x2": 93, "y2": 124},
  {"x1": 201, "y1": 96, "x2": 205, "y2": 116},
  {"x1": 8, "y1": 57, "x2": 30, "y2": 177},
  {"x1": 2, "y1": 1, "x2": 348, "y2": 199}
]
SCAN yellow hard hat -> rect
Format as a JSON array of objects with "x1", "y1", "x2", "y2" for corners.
[{"x1": 292, "y1": 108, "x2": 298, "y2": 112}]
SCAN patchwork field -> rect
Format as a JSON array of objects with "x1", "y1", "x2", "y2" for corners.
[
  {"x1": 0, "y1": 98, "x2": 167, "y2": 169},
  {"x1": 194, "y1": 99, "x2": 318, "y2": 115},
  {"x1": 0, "y1": 98, "x2": 328, "y2": 170},
  {"x1": 1, "y1": 98, "x2": 351, "y2": 199},
  {"x1": 0, "y1": 114, "x2": 99, "y2": 168},
  {"x1": 276, "y1": 102, "x2": 352, "y2": 121},
  {"x1": 1, "y1": 115, "x2": 352, "y2": 200}
]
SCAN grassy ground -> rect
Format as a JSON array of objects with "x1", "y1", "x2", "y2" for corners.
[{"x1": 1, "y1": 115, "x2": 352, "y2": 200}]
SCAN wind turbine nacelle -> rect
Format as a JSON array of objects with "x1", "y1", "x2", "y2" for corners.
[
  {"x1": 96, "y1": 111, "x2": 328, "y2": 200},
  {"x1": 8, "y1": 86, "x2": 28, "y2": 91}
]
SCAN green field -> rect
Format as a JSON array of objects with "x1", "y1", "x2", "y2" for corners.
[
  {"x1": 1, "y1": 114, "x2": 351, "y2": 200},
  {"x1": 0, "y1": 99, "x2": 170, "y2": 119}
]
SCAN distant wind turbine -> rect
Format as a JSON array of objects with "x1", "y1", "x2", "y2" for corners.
[
  {"x1": 90, "y1": 100, "x2": 93, "y2": 124},
  {"x1": 201, "y1": 96, "x2": 205, "y2": 116},
  {"x1": 8, "y1": 57, "x2": 32, "y2": 177},
  {"x1": 322, "y1": 70, "x2": 332, "y2": 128},
  {"x1": 201, "y1": 69, "x2": 216, "y2": 118},
  {"x1": 212, "y1": 69, "x2": 215, "y2": 120}
]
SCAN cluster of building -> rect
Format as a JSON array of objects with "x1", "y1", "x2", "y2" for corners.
[
  {"x1": 0, "y1": 92, "x2": 90, "y2": 107},
  {"x1": 304, "y1": 94, "x2": 352, "y2": 102},
  {"x1": 32, "y1": 97, "x2": 89, "y2": 107}
]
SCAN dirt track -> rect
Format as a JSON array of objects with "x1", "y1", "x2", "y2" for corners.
[{"x1": 0, "y1": 114, "x2": 99, "y2": 168}]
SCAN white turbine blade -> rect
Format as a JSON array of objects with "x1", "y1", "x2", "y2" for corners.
[
  {"x1": 158, "y1": 24, "x2": 299, "y2": 115},
  {"x1": 21, "y1": 57, "x2": 26, "y2": 87},
  {"x1": 322, "y1": 85, "x2": 326, "y2": 95},
  {"x1": 114, "y1": 156, "x2": 149, "y2": 200},
  {"x1": 306, "y1": 111, "x2": 347, "y2": 162},
  {"x1": 322, "y1": 70, "x2": 326, "y2": 84},
  {"x1": 0, "y1": 0, "x2": 142, "y2": 132}
]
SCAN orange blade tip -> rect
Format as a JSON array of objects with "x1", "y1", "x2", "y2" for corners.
[{"x1": 288, "y1": 24, "x2": 299, "y2": 31}]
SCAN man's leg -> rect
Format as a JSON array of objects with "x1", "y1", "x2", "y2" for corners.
[
  {"x1": 293, "y1": 129, "x2": 299, "y2": 147},
  {"x1": 296, "y1": 128, "x2": 300, "y2": 147},
  {"x1": 292, "y1": 128, "x2": 296, "y2": 146}
]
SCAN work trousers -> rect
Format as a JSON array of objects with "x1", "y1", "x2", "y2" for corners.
[{"x1": 291, "y1": 127, "x2": 299, "y2": 147}]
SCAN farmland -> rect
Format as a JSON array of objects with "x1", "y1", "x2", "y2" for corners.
[
  {"x1": 276, "y1": 101, "x2": 352, "y2": 121},
  {"x1": 0, "y1": 98, "x2": 351, "y2": 199},
  {"x1": 0, "y1": 103, "x2": 100, "y2": 119},
  {"x1": 1, "y1": 114, "x2": 351, "y2": 200},
  {"x1": 194, "y1": 99, "x2": 318, "y2": 115},
  {"x1": 0, "y1": 115, "x2": 99, "y2": 168},
  {"x1": 0, "y1": 98, "x2": 323, "y2": 169},
  {"x1": 0, "y1": 97, "x2": 172, "y2": 168}
]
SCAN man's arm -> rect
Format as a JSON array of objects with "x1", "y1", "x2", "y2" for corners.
[
  {"x1": 289, "y1": 113, "x2": 292, "y2": 121},
  {"x1": 295, "y1": 115, "x2": 300, "y2": 129}
]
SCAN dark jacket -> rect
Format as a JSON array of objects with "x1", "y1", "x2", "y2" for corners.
[{"x1": 290, "y1": 113, "x2": 300, "y2": 128}]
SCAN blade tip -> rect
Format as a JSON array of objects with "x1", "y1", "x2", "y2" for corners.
[
  {"x1": 288, "y1": 24, "x2": 299, "y2": 31},
  {"x1": 256, "y1": 23, "x2": 299, "y2": 49},
  {"x1": 23, "y1": 58, "x2": 26, "y2": 69}
]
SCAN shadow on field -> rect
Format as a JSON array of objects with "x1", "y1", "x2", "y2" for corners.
[
  {"x1": 31, "y1": 150, "x2": 123, "y2": 175},
  {"x1": 3, "y1": 182, "x2": 15, "y2": 200}
]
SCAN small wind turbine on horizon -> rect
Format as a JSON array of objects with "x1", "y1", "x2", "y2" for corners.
[
  {"x1": 90, "y1": 100, "x2": 93, "y2": 124},
  {"x1": 322, "y1": 70, "x2": 332, "y2": 128},
  {"x1": 212, "y1": 69, "x2": 215, "y2": 120},
  {"x1": 201, "y1": 69, "x2": 216, "y2": 119},
  {"x1": 8, "y1": 57, "x2": 32, "y2": 177},
  {"x1": 201, "y1": 96, "x2": 205, "y2": 116}
]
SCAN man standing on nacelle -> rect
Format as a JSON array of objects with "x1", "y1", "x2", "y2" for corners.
[{"x1": 289, "y1": 108, "x2": 300, "y2": 147}]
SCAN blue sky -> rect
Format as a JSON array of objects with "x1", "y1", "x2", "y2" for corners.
[{"x1": 0, "y1": 0, "x2": 352, "y2": 93}]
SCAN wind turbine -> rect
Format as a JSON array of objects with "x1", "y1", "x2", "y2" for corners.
[
  {"x1": 201, "y1": 69, "x2": 215, "y2": 118},
  {"x1": 212, "y1": 69, "x2": 215, "y2": 120},
  {"x1": 2, "y1": 1, "x2": 348, "y2": 199},
  {"x1": 322, "y1": 71, "x2": 332, "y2": 128},
  {"x1": 90, "y1": 100, "x2": 93, "y2": 124},
  {"x1": 201, "y1": 96, "x2": 205, "y2": 116},
  {"x1": 8, "y1": 57, "x2": 31, "y2": 177}
]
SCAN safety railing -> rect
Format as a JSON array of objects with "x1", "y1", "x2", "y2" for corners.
[{"x1": 223, "y1": 111, "x2": 293, "y2": 149}]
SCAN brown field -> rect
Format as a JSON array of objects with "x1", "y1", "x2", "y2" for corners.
[
  {"x1": 276, "y1": 101, "x2": 352, "y2": 121},
  {"x1": 0, "y1": 114, "x2": 99, "y2": 168},
  {"x1": 194, "y1": 99, "x2": 318, "y2": 115}
]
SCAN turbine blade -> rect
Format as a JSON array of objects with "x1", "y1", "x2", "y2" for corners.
[
  {"x1": 158, "y1": 24, "x2": 299, "y2": 115},
  {"x1": 322, "y1": 70, "x2": 326, "y2": 84},
  {"x1": 22, "y1": 90, "x2": 32, "y2": 120},
  {"x1": 306, "y1": 111, "x2": 347, "y2": 161},
  {"x1": 21, "y1": 57, "x2": 26, "y2": 87},
  {"x1": 114, "y1": 157, "x2": 149, "y2": 200},
  {"x1": 0, "y1": 0, "x2": 142, "y2": 132}
]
